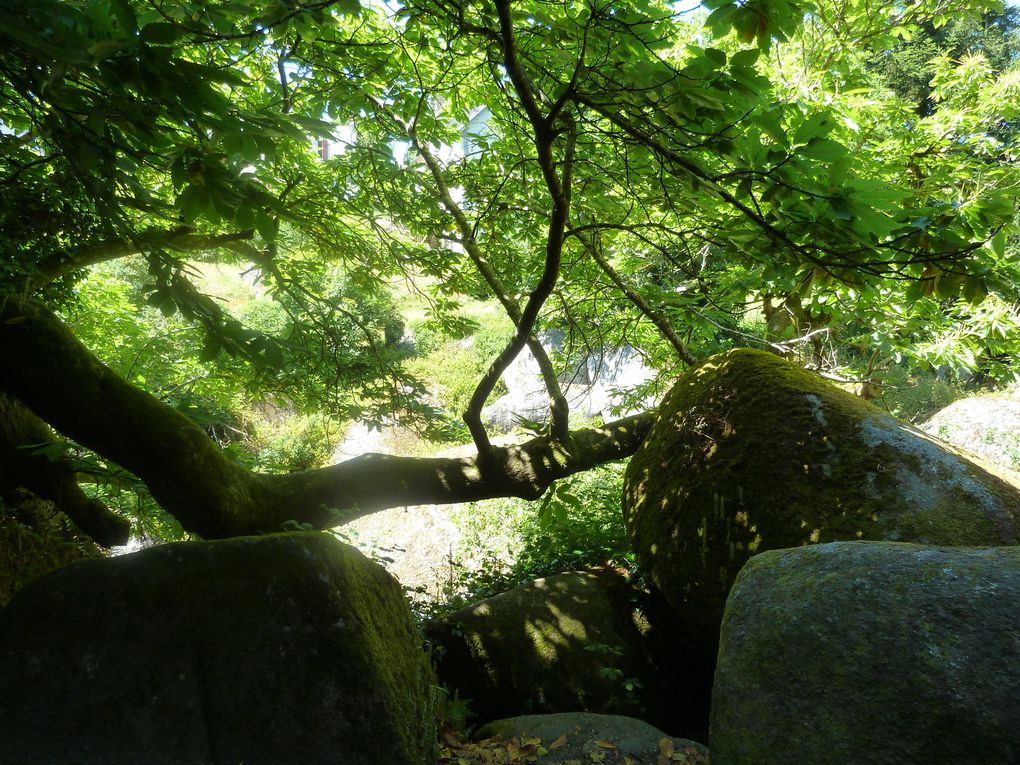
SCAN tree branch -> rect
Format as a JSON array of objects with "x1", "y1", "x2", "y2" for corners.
[
  {"x1": 0, "y1": 295, "x2": 656, "y2": 539},
  {"x1": 409, "y1": 130, "x2": 570, "y2": 452},
  {"x1": 0, "y1": 393, "x2": 130, "y2": 547},
  {"x1": 459, "y1": 0, "x2": 575, "y2": 453},
  {"x1": 572, "y1": 228, "x2": 698, "y2": 365},
  {"x1": 28, "y1": 229, "x2": 256, "y2": 292},
  {"x1": 263, "y1": 409, "x2": 655, "y2": 530}
]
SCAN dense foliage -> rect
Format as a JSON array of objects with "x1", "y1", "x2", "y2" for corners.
[{"x1": 0, "y1": 0, "x2": 1018, "y2": 548}]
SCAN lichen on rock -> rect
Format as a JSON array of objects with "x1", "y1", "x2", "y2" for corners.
[{"x1": 711, "y1": 542, "x2": 1020, "y2": 765}]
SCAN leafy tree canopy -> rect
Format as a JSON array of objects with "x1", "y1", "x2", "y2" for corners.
[{"x1": 0, "y1": 0, "x2": 1017, "y2": 542}]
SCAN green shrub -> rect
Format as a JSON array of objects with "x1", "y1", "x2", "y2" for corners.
[
  {"x1": 470, "y1": 316, "x2": 514, "y2": 363},
  {"x1": 423, "y1": 462, "x2": 633, "y2": 619},
  {"x1": 405, "y1": 345, "x2": 482, "y2": 417},
  {"x1": 878, "y1": 365, "x2": 969, "y2": 423},
  {"x1": 244, "y1": 412, "x2": 337, "y2": 473},
  {"x1": 236, "y1": 298, "x2": 291, "y2": 338},
  {"x1": 404, "y1": 307, "x2": 514, "y2": 426}
]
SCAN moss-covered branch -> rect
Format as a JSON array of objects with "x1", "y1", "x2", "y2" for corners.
[
  {"x1": 0, "y1": 295, "x2": 655, "y2": 539},
  {"x1": 28, "y1": 229, "x2": 256, "y2": 292}
]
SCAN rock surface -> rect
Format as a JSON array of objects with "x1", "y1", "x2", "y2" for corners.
[
  {"x1": 483, "y1": 333, "x2": 656, "y2": 432},
  {"x1": 0, "y1": 532, "x2": 436, "y2": 765},
  {"x1": 341, "y1": 504, "x2": 463, "y2": 601},
  {"x1": 711, "y1": 541, "x2": 1020, "y2": 765},
  {"x1": 622, "y1": 348, "x2": 1020, "y2": 650},
  {"x1": 427, "y1": 568, "x2": 713, "y2": 738},
  {"x1": 921, "y1": 396, "x2": 1020, "y2": 471},
  {"x1": 475, "y1": 713, "x2": 708, "y2": 764}
]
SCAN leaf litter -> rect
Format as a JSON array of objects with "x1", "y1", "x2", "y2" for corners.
[{"x1": 436, "y1": 730, "x2": 709, "y2": 765}]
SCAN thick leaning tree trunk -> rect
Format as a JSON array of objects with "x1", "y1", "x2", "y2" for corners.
[{"x1": 0, "y1": 296, "x2": 654, "y2": 539}]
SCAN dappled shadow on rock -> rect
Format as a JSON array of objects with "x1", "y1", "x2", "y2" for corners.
[
  {"x1": 426, "y1": 567, "x2": 713, "y2": 740},
  {"x1": 623, "y1": 348, "x2": 1020, "y2": 653}
]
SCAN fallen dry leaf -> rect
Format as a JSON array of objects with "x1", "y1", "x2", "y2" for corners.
[{"x1": 548, "y1": 734, "x2": 568, "y2": 751}]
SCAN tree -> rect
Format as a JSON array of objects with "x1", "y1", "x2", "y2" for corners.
[
  {"x1": 867, "y1": 6, "x2": 1020, "y2": 115},
  {"x1": 1, "y1": 0, "x2": 1016, "y2": 544}
]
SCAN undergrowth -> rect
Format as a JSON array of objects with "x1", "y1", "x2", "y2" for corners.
[{"x1": 415, "y1": 461, "x2": 633, "y2": 622}]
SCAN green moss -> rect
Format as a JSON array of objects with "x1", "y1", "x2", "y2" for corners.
[
  {"x1": 0, "y1": 497, "x2": 104, "y2": 607},
  {"x1": 302, "y1": 535, "x2": 438, "y2": 763},
  {"x1": 0, "y1": 532, "x2": 437, "y2": 763},
  {"x1": 713, "y1": 543, "x2": 1020, "y2": 764},
  {"x1": 623, "y1": 349, "x2": 1020, "y2": 650}
]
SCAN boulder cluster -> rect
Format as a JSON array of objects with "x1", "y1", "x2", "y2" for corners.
[{"x1": 2, "y1": 349, "x2": 1019, "y2": 763}]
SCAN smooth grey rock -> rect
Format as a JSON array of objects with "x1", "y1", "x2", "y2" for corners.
[
  {"x1": 711, "y1": 541, "x2": 1020, "y2": 765},
  {"x1": 921, "y1": 396, "x2": 1020, "y2": 471}
]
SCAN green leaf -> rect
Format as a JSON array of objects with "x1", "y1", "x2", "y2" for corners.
[
  {"x1": 828, "y1": 156, "x2": 850, "y2": 186},
  {"x1": 829, "y1": 196, "x2": 853, "y2": 221},
  {"x1": 110, "y1": 0, "x2": 137, "y2": 34},
  {"x1": 729, "y1": 49, "x2": 760, "y2": 68},
  {"x1": 704, "y1": 48, "x2": 727, "y2": 67},
  {"x1": 793, "y1": 113, "x2": 832, "y2": 145},
  {"x1": 963, "y1": 276, "x2": 989, "y2": 305},
  {"x1": 799, "y1": 137, "x2": 848, "y2": 163},
  {"x1": 199, "y1": 341, "x2": 221, "y2": 363},
  {"x1": 234, "y1": 204, "x2": 256, "y2": 230},
  {"x1": 706, "y1": 4, "x2": 738, "y2": 37},
  {"x1": 255, "y1": 210, "x2": 278, "y2": 241},
  {"x1": 177, "y1": 186, "x2": 211, "y2": 224},
  {"x1": 139, "y1": 22, "x2": 178, "y2": 45},
  {"x1": 751, "y1": 113, "x2": 787, "y2": 147},
  {"x1": 174, "y1": 60, "x2": 246, "y2": 87},
  {"x1": 935, "y1": 271, "x2": 964, "y2": 299},
  {"x1": 989, "y1": 230, "x2": 1006, "y2": 259}
]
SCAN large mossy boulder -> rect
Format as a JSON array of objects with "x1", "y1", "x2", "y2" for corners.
[
  {"x1": 426, "y1": 568, "x2": 712, "y2": 739},
  {"x1": 0, "y1": 532, "x2": 436, "y2": 765},
  {"x1": 622, "y1": 348, "x2": 1020, "y2": 650},
  {"x1": 711, "y1": 542, "x2": 1020, "y2": 765}
]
